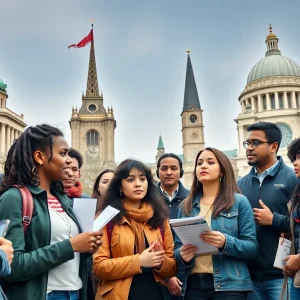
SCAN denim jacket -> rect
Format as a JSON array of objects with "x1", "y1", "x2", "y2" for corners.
[{"x1": 174, "y1": 192, "x2": 258, "y2": 294}]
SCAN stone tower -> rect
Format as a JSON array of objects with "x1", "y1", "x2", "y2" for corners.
[
  {"x1": 155, "y1": 134, "x2": 165, "y2": 163},
  {"x1": 69, "y1": 34, "x2": 116, "y2": 190},
  {"x1": 181, "y1": 50, "x2": 205, "y2": 163}
]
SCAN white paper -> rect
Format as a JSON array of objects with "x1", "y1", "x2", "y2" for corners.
[
  {"x1": 274, "y1": 237, "x2": 291, "y2": 269},
  {"x1": 93, "y1": 205, "x2": 120, "y2": 231},
  {"x1": 170, "y1": 216, "x2": 218, "y2": 256},
  {"x1": 73, "y1": 198, "x2": 97, "y2": 232}
]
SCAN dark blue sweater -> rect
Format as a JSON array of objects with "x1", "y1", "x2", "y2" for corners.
[{"x1": 238, "y1": 157, "x2": 297, "y2": 281}]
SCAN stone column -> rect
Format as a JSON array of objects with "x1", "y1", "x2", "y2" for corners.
[
  {"x1": 251, "y1": 97, "x2": 256, "y2": 112},
  {"x1": 0, "y1": 123, "x2": 6, "y2": 154},
  {"x1": 10, "y1": 127, "x2": 15, "y2": 146},
  {"x1": 284, "y1": 91, "x2": 288, "y2": 108},
  {"x1": 266, "y1": 93, "x2": 271, "y2": 110},
  {"x1": 275, "y1": 92, "x2": 279, "y2": 109},
  {"x1": 297, "y1": 92, "x2": 300, "y2": 108},
  {"x1": 257, "y1": 94, "x2": 262, "y2": 112},
  {"x1": 14, "y1": 129, "x2": 18, "y2": 140},
  {"x1": 5, "y1": 125, "x2": 10, "y2": 154},
  {"x1": 238, "y1": 126, "x2": 245, "y2": 154},
  {"x1": 292, "y1": 91, "x2": 297, "y2": 108}
]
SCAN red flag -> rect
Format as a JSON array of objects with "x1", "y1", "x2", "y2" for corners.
[{"x1": 68, "y1": 29, "x2": 94, "y2": 49}]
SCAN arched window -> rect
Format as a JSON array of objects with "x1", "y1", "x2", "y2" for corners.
[
  {"x1": 190, "y1": 114, "x2": 197, "y2": 123},
  {"x1": 87, "y1": 130, "x2": 99, "y2": 145}
]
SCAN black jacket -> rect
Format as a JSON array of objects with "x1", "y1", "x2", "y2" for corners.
[
  {"x1": 158, "y1": 181, "x2": 189, "y2": 220},
  {"x1": 238, "y1": 157, "x2": 298, "y2": 281}
]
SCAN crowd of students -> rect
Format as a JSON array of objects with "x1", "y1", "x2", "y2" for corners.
[{"x1": 0, "y1": 121, "x2": 299, "y2": 300}]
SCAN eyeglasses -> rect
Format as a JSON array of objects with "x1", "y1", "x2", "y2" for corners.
[{"x1": 243, "y1": 140, "x2": 273, "y2": 149}]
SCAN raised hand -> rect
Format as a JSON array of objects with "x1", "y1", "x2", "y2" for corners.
[{"x1": 253, "y1": 200, "x2": 273, "y2": 225}]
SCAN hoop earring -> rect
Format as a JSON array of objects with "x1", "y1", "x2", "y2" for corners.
[
  {"x1": 32, "y1": 166, "x2": 36, "y2": 174},
  {"x1": 220, "y1": 176, "x2": 223, "y2": 183},
  {"x1": 120, "y1": 190, "x2": 123, "y2": 197}
]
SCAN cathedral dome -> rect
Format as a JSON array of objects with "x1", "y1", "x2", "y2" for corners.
[{"x1": 247, "y1": 25, "x2": 300, "y2": 84}]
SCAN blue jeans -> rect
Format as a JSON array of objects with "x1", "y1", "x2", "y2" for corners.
[
  {"x1": 47, "y1": 290, "x2": 79, "y2": 300},
  {"x1": 247, "y1": 278, "x2": 291, "y2": 300},
  {"x1": 291, "y1": 282, "x2": 300, "y2": 299}
]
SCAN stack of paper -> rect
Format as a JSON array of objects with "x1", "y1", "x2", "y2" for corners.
[{"x1": 170, "y1": 216, "x2": 218, "y2": 256}]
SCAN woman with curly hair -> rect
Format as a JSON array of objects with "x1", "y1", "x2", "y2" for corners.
[
  {"x1": 284, "y1": 138, "x2": 300, "y2": 297},
  {"x1": 93, "y1": 159, "x2": 177, "y2": 300},
  {"x1": 0, "y1": 124, "x2": 103, "y2": 300}
]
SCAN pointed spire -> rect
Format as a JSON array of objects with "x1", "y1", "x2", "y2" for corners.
[
  {"x1": 183, "y1": 50, "x2": 201, "y2": 112},
  {"x1": 86, "y1": 26, "x2": 99, "y2": 97},
  {"x1": 157, "y1": 134, "x2": 165, "y2": 150},
  {"x1": 265, "y1": 24, "x2": 281, "y2": 56}
]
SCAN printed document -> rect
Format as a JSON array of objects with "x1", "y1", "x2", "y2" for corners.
[
  {"x1": 73, "y1": 198, "x2": 97, "y2": 232},
  {"x1": 73, "y1": 198, "x2": 120, "y2": 232},
  {"x1": 93, "y1": 205, "x2": 120, "y2": 231},
  {"x1": 170, "y1": 216, "x2": 218, "y2": 256},
  {"x1": 274, "y1": 237, "x2": 291, "y2": 269}
]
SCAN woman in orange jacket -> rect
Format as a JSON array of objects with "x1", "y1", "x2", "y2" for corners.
[{"x1": 93, "y1": 159, "x2": 177, "y2": 300}]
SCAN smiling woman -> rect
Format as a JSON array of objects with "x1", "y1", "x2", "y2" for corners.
[{"x1": 0, "y1": 124, "x2": 103, "y2": 300}]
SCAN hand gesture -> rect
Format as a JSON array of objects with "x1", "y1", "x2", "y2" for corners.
[
  {"x1": 139, "y1": 243, "x2": 165, "y2": 268},
  {"x1": 201, "y1": 231, "x2": 226, "y2": 249},
  {"x1": 70, "y1": 231, "x2": 103, "y2": 253},
  {"x1": 283, "y1": 255, "x2": 300, "y2": 276},
  {"x1": 180, "y1": 244, "x2": 197, "y2": 263},
  {"x1": 0, "y1": 237, "x2": 13, "y2": 265},
  {"x1": 253, "y1": 200, "x2": 273, "y2": 226},
  {"x1": 167, "y1": 277, "x2": 182, "y2": 296}
]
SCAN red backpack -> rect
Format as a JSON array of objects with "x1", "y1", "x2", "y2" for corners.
[{"x1": 12, "y1": 185, "x2": 34, "y2": 234}]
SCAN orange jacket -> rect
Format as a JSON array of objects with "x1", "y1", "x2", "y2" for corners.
[{"x1": 93, "y1": 217, "x2": 177, "y2": 300}]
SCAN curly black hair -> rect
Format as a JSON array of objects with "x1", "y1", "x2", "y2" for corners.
[
  {"x1": 287, "y1": 138, "x2": 300, "y2": 163},
  {"x1": 99, "y1": 159, "x2": 168, "y2": 229},
  {"x1": 0, "y1": 124, "x2": 64, "y2": 193}
]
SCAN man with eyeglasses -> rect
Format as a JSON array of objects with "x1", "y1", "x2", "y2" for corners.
[{"x1": 238, "y1": 121, "x2": 297, "y2": 300}]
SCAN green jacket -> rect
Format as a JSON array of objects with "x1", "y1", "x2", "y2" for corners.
[{"x1": 0, "y1": 184, "x2": 88, "y2": 300}]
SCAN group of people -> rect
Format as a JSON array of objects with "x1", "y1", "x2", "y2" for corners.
[{"x1": 0, "y1": 121, "x2": 299, "y2": 300}]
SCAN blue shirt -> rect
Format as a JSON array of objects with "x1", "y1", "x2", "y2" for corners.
[{"x1": 255, "y1": 160, "x2": 279, "y2": 184}]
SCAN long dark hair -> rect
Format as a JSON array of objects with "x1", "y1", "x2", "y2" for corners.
[
  {"x1": 0, "y1": 124, "x2": 64, "y2": 193},
  {"x1": 287, "y1": 138, "x2": 300, "y2": 211},
  {"x1": 183, "y1": 147, "x2": 240, "y2": 218},
  {"x1": 92, "y1": 169, "x2": 114, "y2": 214},
  {"x1": 100, "y1": 159, "x2": 168, "y2": 229}
]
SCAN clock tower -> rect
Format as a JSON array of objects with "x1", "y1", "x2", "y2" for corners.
[{"x1": 70, "y1": 34, "x2": 116, "y2": 190}]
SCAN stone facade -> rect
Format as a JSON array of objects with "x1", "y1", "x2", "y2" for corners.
[
  {"x1": 235, "y1": 26, "x2": 300, "y2": 177},
  {"x1": 0, "y1": 80, "x2": 26, "y2": 171}
]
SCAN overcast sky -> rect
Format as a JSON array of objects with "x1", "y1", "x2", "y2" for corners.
[{"x1": 1, "y1": 0, "x2": 300, "y2": 163}]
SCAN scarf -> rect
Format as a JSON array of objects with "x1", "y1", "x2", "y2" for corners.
[
  {"x1": 65, "y1": 181, "x2": 83, "y2": 198},
  {"x1": 123, "y1": 200, "x2": 154, "y2": 254}
]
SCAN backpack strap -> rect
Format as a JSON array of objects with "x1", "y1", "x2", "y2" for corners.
[{"x1": 12, "y1": 185, "x2": 34, "y2": 234}]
